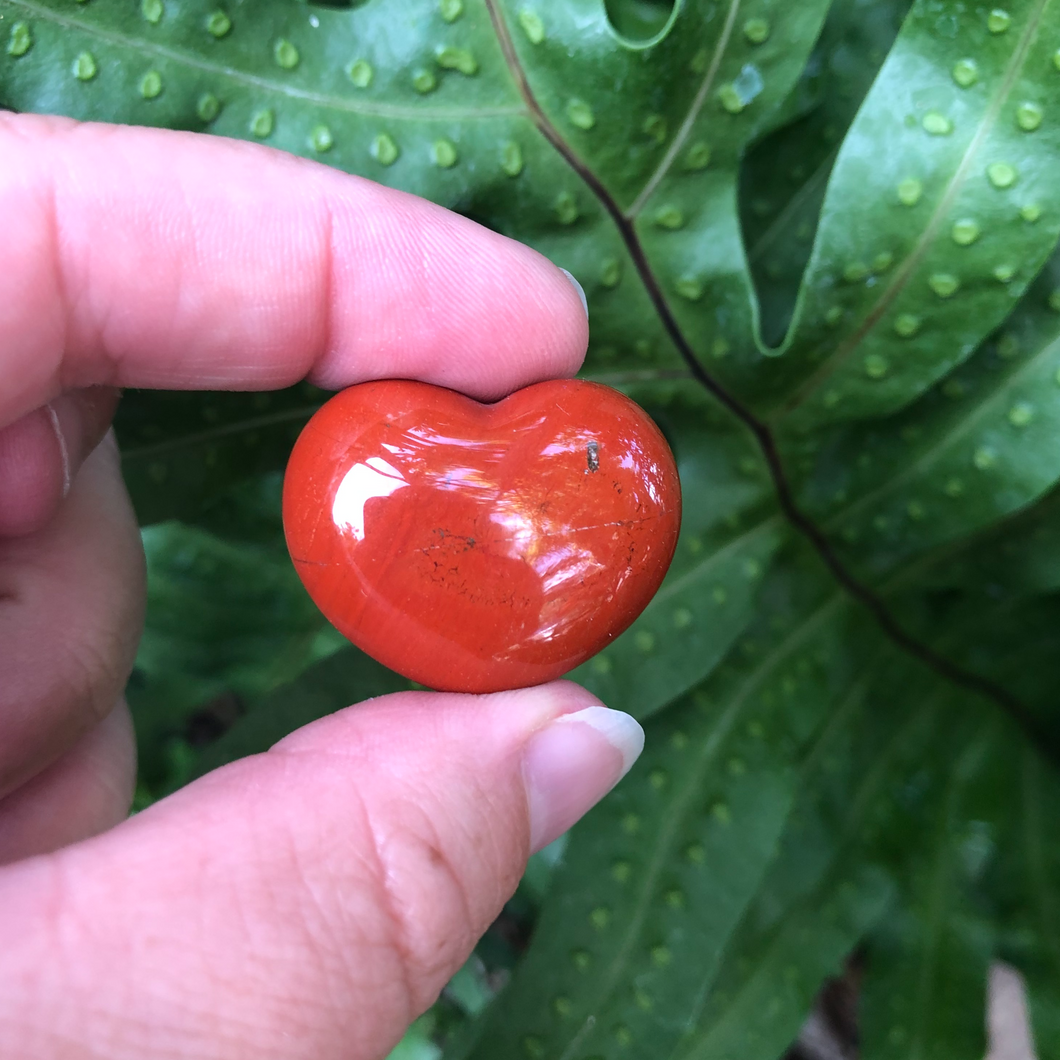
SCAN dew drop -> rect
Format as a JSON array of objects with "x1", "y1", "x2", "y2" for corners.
[
  {"x1": 501, "y1": 140, "x2": 524, "y2": 177},
  {"x1": 309, "y1": 124, "x2": 333, "y2": 153},
  {"x1": 994, "y1": 263, "x2": 1016, "y2": 282},
  {"x1": 651, "y1": 945, "x2": 672, "y2": 967},
  {"x1": 823, "y1": 389, "x2": 841, "y2": 408},
  {"x1": 642, "y1": 114, "x2": 668, "y2": 144},
  {"x1": 72, "y1": 51, "x2": 98, "y2": 80},
  {"x1": 690, "y1": 48, "x2": 708, "y2": 73},
  {"x1": 589, "y1": 905, "x2": 612, "y2": 930},
  {"x1": 825, "y1": 305, "x2": 843, "y2": 326},
  {"x1": 718, "y1": 84, "x2": 745, "y2": 114},
  {"x1": 671, "y1": 730, "x2": 689, "y2": 750},
  {"x1": 749, "y1": 720, "x2": 765, "y2": 738},
  {"x1": 139, "y1": 69, "x2": 163, "y2": 99},
  {"x1": 348, "y1": 59, "x2": 373, "y2": 87},
  {"x1": 439, "y1": 0, "x2": 463, "y2": 22},
  {"x1": 684, "y1": 141, "x2": 712, "y2": 170},
  {"x1": 987, "y1": 8, "x2": 1011, "y2": 32},
  {"x1": 432, "y1": 138, "x2": 458, "y2": 168},
  {"x1": 928, "y1": 272, "x2": 960, "y2": 298},
  {"x1": 712, "y1": 585, "x2": 728, "y2": 604},
  {"x1": 635, "y1": 630, "x2": 656, "y2": 652},
  {"x1": 597, "y1": 258, "x2": 622, "y2": 289},
  {"x1": 987, "y1": 161, "x2": 1017, "y2": 188},
  {"x1": 843, "y1": 262, "x2": 869, "y2": 283},
  {"x1": 952, "y1": 58, "x2": 978, "y2": 87},
  {"x1": 649, "y1": 768, "x2": 668, "y2": 790},
  {"x1": 973, "y1": 446, "x2": 998, "y2": 470},
  {"x1": 436, "y1": 45, "x2": 478, "y2": 75},
  {"x1": 567, "y1": 99, "x2": 595, "y2": 130},
  {"x1": 1008, "y1": 401, "x2": 1035, "y2": 427},
  {"x1": 894, "y1": 313, "x2": 921, "y2": 338},
  {"x1": 6, "y1": 21, "x2": 31, "y2": 57},
  {"x1": 951, "y1": 219, "x2": 980, "y2": 245},
  {"x1": 673, "y1": 607, "x2": 693, "y2": 629},
  {"x1": 553, "y1": 191, "x2": 579, "y2": 225},
  {"x1": 873, "y1": 251, "x2": 894, "y2": 273},
  {"x1": 743, "y1": 557, "x2": 762, "y2": 579},
  {"x1": 196, "y1": 93, "x2": 221, "y2": 122},
  {"x1": 712, "y1": 802, "x2": 733, "y2": 825},
  {"x1": 864, "y1": 353, "x2": 890, "y2": 378},
  {"x1": 274, "y1": 38, "x2": 299, "y2": 69},
  {"x1": 1016, "y1": 101, "x2": 1043, "y2": 131},
  {"x1": 922, "y1": 111, "x2": 953, "y2": 136},
  {"x1": 523, "y1": 1035, "x2": 545, "y2": 1058},
  {"x1": 1021, "y1": 203, "x2": 1042, "y2": 223},
  {"x1": 622, "y1": 812, "x2": 641, "y2": 834},
  {"x1": 907, "y1": 500, "x2": 925, "y2": 520},
  {"x1": 141, "y1": 0, "x2": 163, "y2": 23},
  {"x1": 614, "y1": 1024, "x2": 634, "y2": 1046},
  {"x1": 944, "y1": 477, "x2": 965, "y2": 497},
  {"x1": 675, "y1": 275, "x2": 704, "y2": 301},
  {"x1": 371, "y1": 132, "x2": 399, "y2": 166},
  {"x1": 665, "y1": 888, "x2": 686, "y2": 909},
  {"x1": 635, "y1": 990, "x2": 654, "y2": 1011},
  {"x1": 653, "y1": 205, "x2": 684, "y2": 229},
  {"x1": 570, "y1": 948, "x2": 592, "y2": 971},
  {"x1": 728, "y1": 757, "x2": 746, "y2": 775},
  {"x1": 412, "y1": 68, "x2": 437, "y2": 93},
  {"x1": 611, "y1": 859, "x2": 632, "y2": 882},
  {"x1": 519, "y1": 8, "x2": 545, "y2": 44},
  {"x1": 205, "y1": 10, "x2": 231, "y2": 37},
  {"x1": 552, "y1": 995, "x2": 573, "y2": 1018},
  {"x1": 590, "y1": 653, "x2": 612, "y2": 675},
  {"x1": 897, "y1": 178, "x2": 923, "y2": 206},
  {"x1": 685, "y1": 842, "x2": 706, "y2": 864},
  {"x1": 743, "y1": 17, "x2": 769, "y2": 43}
]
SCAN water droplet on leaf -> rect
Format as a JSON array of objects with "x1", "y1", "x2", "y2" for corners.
[
  {"x1": 567, "y1": 99, "x2": 595, "y2": 130},
  {"x1": 672, "y1": 607, "x2": 693, "y2": 628},
  {"x1": 675, "y1": 275, "x2": 704, "y2": 301},
  {"x1": 654, "y1": 205, "x2": 684, "y2": 229},
  {"x1": 274, "y1": 38, "x2": 299, "y2": 69},
  {"x1": 635, "y1": 630, "x2": 655, "y2": 652},
  {"x1": 6, "y1": 21, "x2": 31, "y2": 56},
  {"x1": 518, "y1": 9, "x2": 545, "y2": 43},
  {"x1": 1021, "y1": 203, "x2": 1042, "y2": 223},
  {"x1": 897, "y1": 178, "x2": 923, "y2": 206},
  {"x1": 743, "y1": 17, "x2": 769, "y2": 43},
  {"x1": 436, "y1": 45, "x2": 478, "y2": 75},
  {"x1": 651, "y1": 945, "x2": 672, "y2": 966},
  {"x1": 843, "y1": 262, "x2": 869, "y2": 283},
  {"x1": 922, "y1": 111, "x2": 953, "y2": 136},
  {"x1": 432, "y1": 138, "x2": 458, "y2": 167},
  {"x1": 348, "y1": 59, "x2": 373, "y2": 87},
  {"x1": 974, "y1": 446, "x2": 998, "y2": 470},
  {"x1": 412, "y1": 68, "x2": 437, "y2": 93},
  {"x1": 72, "y1": 51, "x2": 98, "y2": 80},
  {"x1": 864, "y1": 354, "x2": 890, "y2": 378},
  {"x1": 141, "y1": 0, "x2": 163, "y2": 23},
  {"x1": 589, "y1": 906, "x2": 612, "y2": 929},
  {"x1": 952, "y1": 58, "x2": 978, "y2": 87},
  {"x1": 196, "y1": 93, "x2": 221, "y2": 122},
  {"x1": 1016, "y1": 101, "x2": 1043, "y2": 130},
  {"x1": 439, "y1": 0, "x2": 463, "y2": 22},
  {"x1": 139, "y1": 69, "x2": 162, "y2": 99},
  {"x1": 501, "y1": 141, "x2": 523, "y2": 176},
  {"x1": 987, "y1": 162, "x2": 1017, "y2": 188},
  {"x1": 894, "y1": 314, "x2": 921, "y2": 338},
  {"x1": 684, "y1": 141, "x2": 711, "y2": 170},
  {"x1": 994, "y1": 263, "x2": 1016, "y2": 282},
  {"x1": 309, "y1": 124, "x2": 333, "y2": 152},
  {"x1": 952, "y1": 219, "x2": 980, "y2": 245},
  {"x1": 206, "y1": 10, "x2": 231, "y2": 37},
  {"x1": 987, "y1": 8, "x2": 1011, "y2": 32},
  {"x1": 371, "y1": 132, "x2": 399, "y2": 165},
  {"x1": 554, "y1": 191, "x2": 578, "y2": 224},
  {"x1": 1008, "y1": 401, "x2": 1035, "y2": 427},
  {"x1": 929, "y1": 273, "x2": 960, "y2": 298}
]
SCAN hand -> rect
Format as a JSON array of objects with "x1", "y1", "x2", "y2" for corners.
[{"x1": 0, "y1": 113, "x2": 644, "y2": 1059}]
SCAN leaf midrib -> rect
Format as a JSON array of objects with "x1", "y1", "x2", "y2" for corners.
[{"x1": 1, "y1": 0, "x2": 527, "y2": 120}]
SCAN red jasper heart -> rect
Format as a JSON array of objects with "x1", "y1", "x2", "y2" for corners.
[{"x1": 282, "y1": 379, "x2": 681, "y2": 693}]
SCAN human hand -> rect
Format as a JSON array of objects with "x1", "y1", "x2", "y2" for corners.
[{"x1": 0, "y1": 113, "x2": 644, "y2": 1059}]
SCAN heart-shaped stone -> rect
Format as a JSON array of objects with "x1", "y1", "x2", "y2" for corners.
[{"x1": 282, "y1": 379, "x2": 681, "y2": 692}]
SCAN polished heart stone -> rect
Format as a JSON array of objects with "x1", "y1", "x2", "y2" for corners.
[{"x1": 282, "y1": 379, "x2": 681, "y2": 693}]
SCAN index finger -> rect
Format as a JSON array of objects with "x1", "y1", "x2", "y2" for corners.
[{"x1": 0, "y1": 114, "x2": 589, "y2": 428}]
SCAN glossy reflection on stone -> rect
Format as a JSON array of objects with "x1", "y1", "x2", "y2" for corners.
[{"x1": 283, "y1": 379, "x2": 682, "y2": 692}]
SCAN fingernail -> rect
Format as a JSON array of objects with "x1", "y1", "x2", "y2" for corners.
[
  {"x1": 559, "y1": 268, "x2": 589, "y2": 318},
  {"x1": 46, "y1": 403, "x2": 72, "y2": 499},
  {"x1": 523, "y1": 705, "x2": 644, "y2": 853}
]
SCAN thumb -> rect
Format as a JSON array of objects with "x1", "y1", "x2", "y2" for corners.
[{"x1": 0, "y1": 681, "x2": 643, "y2": 1060}]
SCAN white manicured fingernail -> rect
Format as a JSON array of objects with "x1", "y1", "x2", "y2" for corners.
[
  {"x1": 523, "y1": 705, "x2": 644, "y2": 853},
  {"x1": 46, "y1": 403, "x2": 71, "y2": 498},
  {"x1": 559, "y1": 268, "x2": 589, "y2": 318}
]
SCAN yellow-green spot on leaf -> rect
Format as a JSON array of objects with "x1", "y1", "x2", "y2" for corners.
[
  {"x1": 1016, "y1": 101, "x2": 1043, "y2": 131},
  {"x1": 684, "y1": 141, "x2": 711, "y2": 170},
  {"x1": 552, "y1": 996, "x2": 573, "y2": 1018},
  {"x1": 1008, "y1": 401, "x2": 1035, "y2": 427},
  {"x1": 439, "y1": 0, "x2": 463, "y2": 22},
  {"x1": 649, "y1": 768, "x2": 667, "y2": 790},
  {"x1": 897, "y1": 178, "x2": 923, "y2": 206},
  {"x1": 635, "y1": 630, "x2": 655, "y2": 653},
  {"x1": 139, "y1": 70, "x2": 162, "y2": 99},
  {"x1": 642, "y1": 114, "x2": 667, "y2": 144},
  {"x1": 651, "y1": 946, "x2": 672, "y2": 967},
  {"x1": 712, "y1": 337, "x2": 730, "y2": 358},
  {"x1": 894, "y1": 313, "x2": 921, "y2": 338},
  {"x1": 501, "y1": 141, "x2": 523, "y2": 177},
  {"x1": 675, "y1": 275, "x2": 704, "y2": 301},
  {"x1": 205, "y1": 10, "x2": 231, "y2": 37},
  {"x1": 922, "y1": 111, "x2": 952, "y2": 135},
  {"x1": 825, "y1": 305, "x2": 843, "y2": 326},
  {"x1": 952, "y1": 219, "x2": 981, "y2": 245},
  {"x1": 712, "y1": 802, "x2": 732, "y2": 825},
  {"x1": 72, "y1": 51, "x2": 98, "y2": 81},
  {"x1": 873, "y1": 251, "x2": 894, "y2": 273},
  {"x1": 994, "y1": 263, "x2": 1016, "y2": 282},
  {"x1": 589, "y1": 906, "x2": 611, "y2": 930},
  {"x1": 309, "y1": 125, "x2": 333, "y2": 153},
  {"x1": 843, "y1": 262, "x2": 869, "y2": 283},
  {"x1": 929, "y1": 273, "x2": 960, "y2": 298},
  {"x1": 371, "y1": 133, "x2": 399, "y2": 166},
  {"x1": 743, "y1": 17, "x2": 769, "y2": 43},
  {"x1": 952, "y1": 58, "x2": 978, "y2": 87},
  {"x1": 944, "y1": 477, "x2": 965, "y2": 498},
  {"x1": 249, "y1": 109, "x2": 274, "y2": 138},
  {"x1": 436, "y1": 46, "x2": 478, "y2": 75},
  {"x1": 615, "y1": 1024, "x2": 634, "y2": 1045},
  {"x1": 196, "y1": 93, "x2": 221, "y2": 122},
  {"x1": 141, "y1": 0, "x2": 163, "y2": 23},
  {"x1": 523, "y1": 1035, "x2": 545, "y2": 1059},
  {"x1": 571, "y1": 948, "x2": 591, "y2": 970},
  {"x1": 554, "y1": 192, "x2": 578, "y2": 224},
  {"x1": 864, "y1": 354, "x2": 890, "y2": 379},
  {"x1": 987, "y1": 8, "x2": 1011, "y2": 32},
  {"x1": 622, "y1": 812, "x2": 640, "y2": 834},
  {"x1": 412, "y1": 68, "x2": 437, "y2": 93},
  {"x1": 348, "y1": 59, "x2": 373, "y2": 87},
  {"x1": 907, "y1": 500, "x2": 925, "y2": 521},
  {"x1": 600, "y1": 258, "x2": 621, "y2": 288},
  {"x1": 712, "y1": 584, "x2": 728, "y2": 604},
  {"x1": 974, "y1": 446, "x2": 998, "y2": 470},
  {"x1": 590, "y1": 653, "x2": 611, "y2": 674},
  {"x1": 690, "y1": 47, "x2": 708, "y2": 73},
  {"x1": 274, "y1": 38, "x2": 299, "y2": 69},
  {"x1": 1021, "y1": 203, "x2": 1042, "y2": 223},
  {"x1": 567, "y1": 99, "x2": 595, "y2": 130},
  {"x1": 432, "y1": 138, "x2": 457, "y2": 168},
  {"x1": 1049, "y1": 288, "x2": 1060, "y2": 312},
  {"x1": 987, "y1": 162, "x2": 1017, "y2": 188},
  {"x1": 718, "y1": 84, "x2": 744, "y2": 114},
  {"x1": 654, "y1": 205, "x2": 684, "y2": 229},
  {"x1": 518, "y1": 8, "x2": 545, "y2": 44},
  {"x1": 7, "y1": 22, "x2": 32, "y2": 57},
  {"x1": 611, "y1": 859, "x2": 632, "y2": 883}
]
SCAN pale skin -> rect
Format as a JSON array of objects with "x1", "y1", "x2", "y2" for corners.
[{"x1": 0, "y1": 113, "x2": 645, "y2": 1059}]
